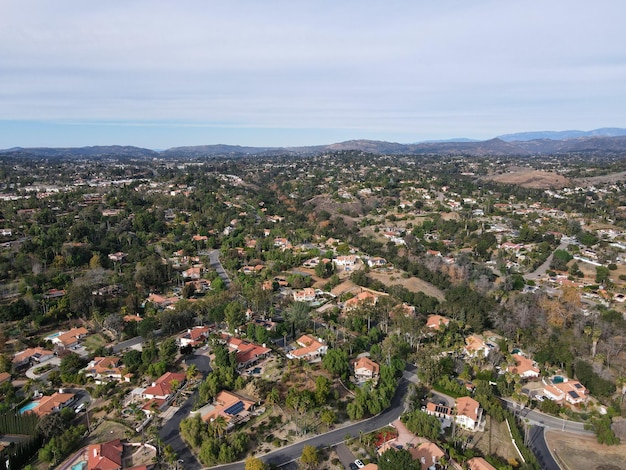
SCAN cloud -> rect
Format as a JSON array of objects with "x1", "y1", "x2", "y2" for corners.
[{"x1": 1, "y1": 0, "x2": 625, "y2": 146}]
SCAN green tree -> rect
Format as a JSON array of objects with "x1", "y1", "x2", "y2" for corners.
[
  {"x1": 245, "y1": 457, "x2": 268, "y2": 470},
  {"x1": 322, "y1": 349, "x2": 349, "y2": 378},
  {"x1": 378, "y1": 448, "x2": 419, "y2": 470},
  {"x1": 299, "y1": 445, "x2": 319, "y2": 470}
]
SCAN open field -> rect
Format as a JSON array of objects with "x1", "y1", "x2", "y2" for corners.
[
  {"x1": 462, "y1": 416, "x2": 521, "y2": 465},
  {"x1": 368, "y1": 269, "x2": 445, "y2": 301},
  {"x1": 545, "y1": 429, "x2": 626, "y2": 470},
  {"x1": 484, "y1": 169, "x2": 570, "y2": 189},
  {"x1": 83, "y1": 333, "x2": 108, "y2": 352}
]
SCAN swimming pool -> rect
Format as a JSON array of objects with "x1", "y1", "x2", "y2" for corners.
[
  {"x1": 45, "y1": 332, "x2": 61, "y2": 340},
  {"x1": 71, "y1": 461, "x2": 86, "y2": 470},
  {"x1": 19, "y1": 401, "x2": 39, "y2": 414}
]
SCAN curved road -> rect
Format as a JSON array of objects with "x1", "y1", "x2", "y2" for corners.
[
  {"x1": 527, "y1": 426, "x2": 559, "y2": 470},
  {"x1": 160, "y1": 353, "x2": 212, "y2": 469},
  {"x1": 209, "y1": 379, "x2": 410, "y2": 470},
  {"x1": 208, "y1": 249, "x2": 232, "y2": 288},
  {"x1": 500, "y1": 398, "x2": 592, "y2": 435}
]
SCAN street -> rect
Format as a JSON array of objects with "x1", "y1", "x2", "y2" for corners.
[
  {"x1": 210, "y1": 379, "x2": 410, "y2": 470},
  {"x1": 500, "y1": 398, "x2": 592, "y2": 434}
]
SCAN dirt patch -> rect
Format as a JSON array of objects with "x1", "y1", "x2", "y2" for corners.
[
  {"x1": 463, "y1": 416, "x2": 521, "y2": 465},
  {"x1": 545, "y1": 429, "x2": 626, "y2": 470},
  {"x1": 368, "y1": 270, "x2": 445, "y2": 301},
  {"x1": 484, "y1": 169, "x2": 570, "y2": 189},
  {"x1": 87, "y1": 420, "x2": 132, "y2": 444}
]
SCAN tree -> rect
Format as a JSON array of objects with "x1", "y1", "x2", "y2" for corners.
[
  {"x1": 299, "y1": 445, "x2": 319, "y2": 470},
  {"x1": 286, "y1": 302, "x2": 311, "y2": 334},
  {"x1": 245, "y1": 457, "x2": 268, "y2": 470},
  {"x1": 378, "y1": 448, "x2": 419, "y2": 470},
  {"x1": 322, "y1": 349, "x2": 349, "y2": 378},
  {"x1": 596, "y1": 266, "x2": 611, "y2": 285}
]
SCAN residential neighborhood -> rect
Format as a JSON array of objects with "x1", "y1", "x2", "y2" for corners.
[{"x1": 0, "y1": 147, "x2": 625, "y2": 470}]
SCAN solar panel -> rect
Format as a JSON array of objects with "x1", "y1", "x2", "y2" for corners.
[
  {"x1": 568, "y1": 391, "x2": 579, "y2": 399},
  {"x1": 224, "y1": 401, "x2": 245, "y2": 415},
  {"x1": 574, "y1": 383, "x2": 583, "y2": 389}
]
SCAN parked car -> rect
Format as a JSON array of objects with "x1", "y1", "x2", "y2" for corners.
[{"x1": 354, "y1": 460, "x2": 365, "y2": 469}]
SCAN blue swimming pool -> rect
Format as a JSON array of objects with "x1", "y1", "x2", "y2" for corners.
[
  {"x1": 19, "y1": 401, "x2": 39, "y2": 414},
  {"x1": 71, "y1": 461, "x2": 86, "y2": 470}
]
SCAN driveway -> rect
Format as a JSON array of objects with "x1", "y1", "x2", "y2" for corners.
[
  {"x1": 25, "y1": 357, "x2": 61, "y2": 380},
  {"x1": 112, "y1": 336, "x2": 144, "y2": 353},
  {"x1": 334, "y1": 443, "x2": 357, "y2": 469}
]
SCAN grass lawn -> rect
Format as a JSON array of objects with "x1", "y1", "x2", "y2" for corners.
[
  {"x1": 83, "y1": 333, "x2": 107, "y2": 352},
  {"x1": 86, "y1": 420, "x2": 133, "y2": 444}
]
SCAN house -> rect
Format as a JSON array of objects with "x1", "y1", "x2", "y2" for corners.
[
  {"x1": 225, "y1": 336, "x2": 271, "y2": 370},
  {"x1": 293, "y1": 288, "x2": 316, "y2": 302},
  {"x1": 13, "y1": 347, "x2": 55, "y2": 369},
  {"x1": 178, "y1": 326, "x2": 211, "y2": 348},
  {"x1": 50, "y1": 327, "x2": 89, "y2": 349},
  {"x1": 201, "y1": 390, "x2": 257, "y2": 426},
  {"x1": 333, "y1": 255, "x2": 358, "y2": 267},
  {"x1": 344, "y1": 291, "x2": 379, "y2": 311},
  {"x1": 88, "y1": 439, "x2": 123, "y2": 470},
  {"x1": 455, "y1": 396, "x2": 482, "y2": 430},
  {"x1": 507, "y1": 354, "x2": 540, "y2": 379},
  {"x1": 287, "y1": 335, "x2": 328, "y2": 361},
  {"x1": 30, "y1": 392, "x2": 76, "y2": 416},
  {"x1": 410, "y1": 441, "x2": 445, "y2": 470},
  {"x1": 142, "y1": 372, "x2": 186, "y2": 400},
  {"x1": 467, "y1": 457, "x2": 497, "y2": 470},
  {"x1": 83, "y1": 357, "x2": 126, "y2": 383},
  {"x1": 426, "y1": 314, "x2": 450, "y2": 331},
  {"x1": 354, "y1": 356, "x2": 379, "y2": 383},
  {"x1": 145, "y1": 293, "x2": 179, "y2": 310},
  {"x1": 182, "y1": 265, "x2": 204, "y2": 280},
  {"x1": 464, "y1": 334, "x2": 490, "y2": 358},
  {"x1": 366, "y1": 257, "x2": 387, "y2": 267},
  {"x1": 0, "y1": 372, "x2": 11, "y2": 385},
  {"x1": 425, "y1": 402, "x2": 452, "y2": 420},
  {"x1": 543, "y1": 377, "x2": 589, "y2": 404},
  {"x1": 107, "y1": 252, "x2": 126, "y2": 263}
]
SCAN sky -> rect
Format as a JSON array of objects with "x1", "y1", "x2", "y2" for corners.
[{"x1": 1, "y1": 0, "x2": 625, "y2": 149}]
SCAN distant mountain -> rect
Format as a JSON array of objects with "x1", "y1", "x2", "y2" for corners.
[
  {"x1": 0, "y1": 145, "x2": 157, "y2": 159},
  {"x1": 497, "y1": 127, "x2": 626, "y2": 142},
  {"x1": 418, "y1": 138, "x2": 481, "y2": 143},
  {"x1": 3, "y1": 130, "x2": 626, "y2": 159}
]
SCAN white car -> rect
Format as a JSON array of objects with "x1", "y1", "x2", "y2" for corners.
[
  {"x1": 354, "y1": 460, "x2": 365, "y2": 469},
  {"x1": 535, "y1": 395, "x2": 545, "y2": 402}
]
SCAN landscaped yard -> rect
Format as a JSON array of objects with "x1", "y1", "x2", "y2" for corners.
[{"x1": 82, "y1": 333, "x2": 108, "y2": 353}]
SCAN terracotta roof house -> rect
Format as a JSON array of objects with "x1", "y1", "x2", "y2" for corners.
[
  {"x1": 507, "y1": 354, "x2": 540, "y2": 379},
  {"x1": 182, "y1": 265, "x2": 204, "y2": 280},
  {"x1": 354, "y1": 356, "x2": 380, "y2": 383},
  {"x1": 287, "y1": 335, "x2": 328, "y2": 361},
  {"x1": 88, "y1": 439, "x2": 123, "y2": 470},
  {"x1": 467, "y1": 457, "x2": 497, "y2": 470},
  {"x1": 13, "y1": 347, "x2": 54, "y2": 368},
  {"x1": 224, "y1": 336, "x2": 271, "y2": 370},
  {"x1": 50, "y1": 327, "x2": 89, "y2": 349},
  {"x1": 178, "y1": 326, "x2": 211, "y2": 348},
  {"x1": 455, "y1": 396, "x2": 482, "y2": 430},
  {"x1": 362, "y1": 465, "x2": 378, "y2": 470},
  {"x1": 344, "y1": 291, "x2": 379, "y2": 311},
  {"x1": 293, "y1": 287, "x2": 316, "y2": 302},
  {"x1": 201, "y1": 390, "x2": 257, "y2": 426},
  {"x1": 142, "y1": 372, "x2": 186, "y2": 400},
  {"x1": 464, "y1": 335, "x2": 490, "y2": 358},
  {"x1": 30, "y1": 392, "x2": 76, "y2": 416},
  {"x1": 410, "y1": 441, "x2": 445, "y2": 470},
  {"x1": 145, "y1": 293, "x2": 179, "y2": 310},
  {"x1": 83, "y1": 357, "x2": 126, "y2": 383},
  {"x1": 543, "y1": 377, "x2": 588, "y2": 404},
  {"x1": 425, "y1": 402, "x2": 452, "y2": 420},
  {"x1": 426, "y1": 314, "x2": 450, "y2": 331},
  {"x1": 0, "y1": 372, "x2": 11, "y2": 385}
]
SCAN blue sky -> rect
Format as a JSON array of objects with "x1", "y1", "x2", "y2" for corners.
[{"x1": 1, "y1": 0, "x2": 625, "y2": 149}]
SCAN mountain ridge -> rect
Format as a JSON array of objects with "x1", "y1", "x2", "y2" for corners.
[{"x1": 2, "y1": 128, "x2": 626, "y2": 158}]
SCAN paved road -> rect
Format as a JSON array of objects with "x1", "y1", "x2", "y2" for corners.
[
  {"x1": 527, "y1": 426, "x2": 559, "y2": 470},
  {"x1": 112, "y1": 335, "x2": 144, "y2": 353},
  {"x1": 160, "y1": 353, "x2": 213, "y2": 469},
  {"x1": 500, "y1": 398, "x2": 592, "y2": 434},
  {"x1": 210, "y1": 379, "x2": 410, "y2": 470},
  {"x1": 524, "y1": 238, "x2": 569, "y2": 281},
  {"x1": 208, "y1": 249, "x2": 232, "y2": 288}
]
